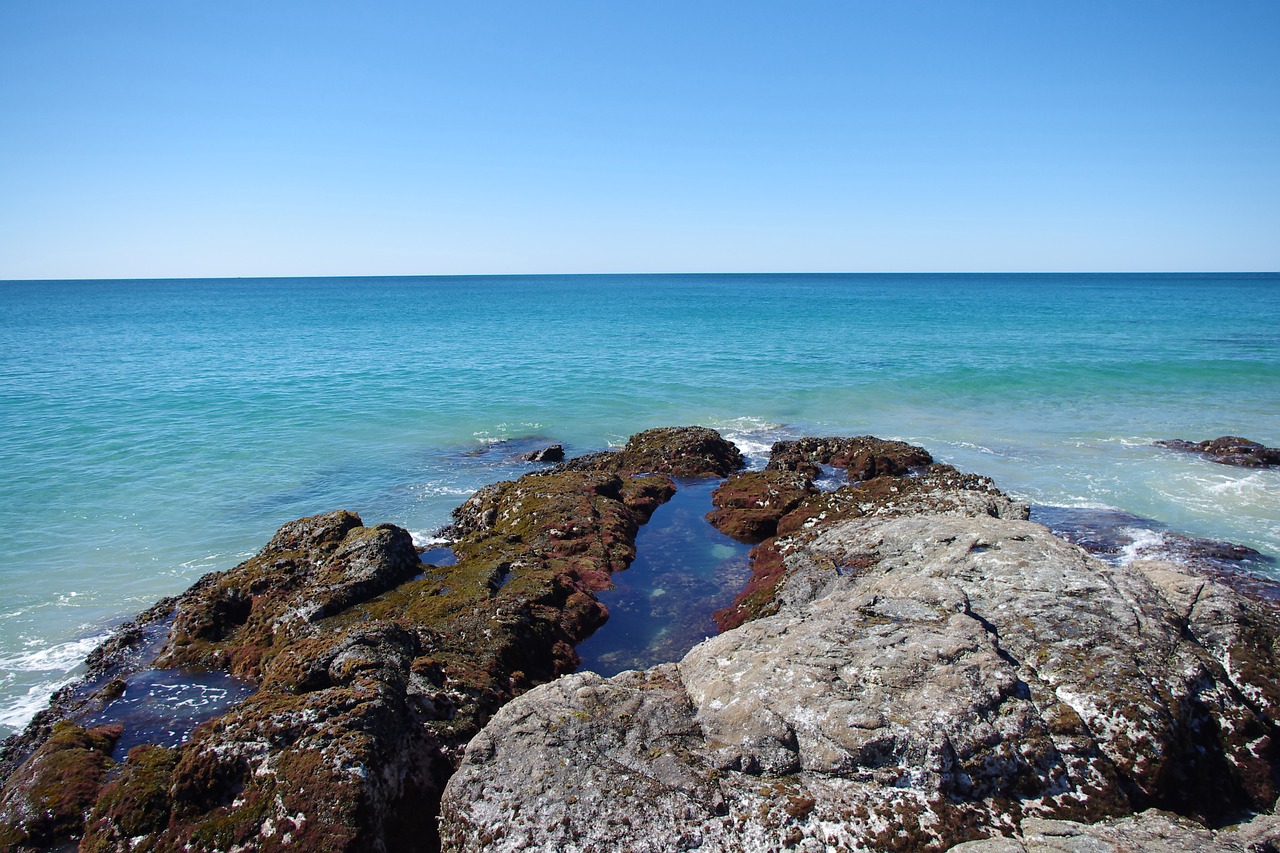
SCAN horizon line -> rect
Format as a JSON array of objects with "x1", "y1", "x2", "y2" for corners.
[{"x1": 2, "y1": 270, "x2": 1278, "y2": 284}]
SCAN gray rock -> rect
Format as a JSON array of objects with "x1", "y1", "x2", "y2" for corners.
[
  {"x1": 949, "y1": 809, "x2": 1280, "y2": 852},
  {"x1": 440, "y1": 512, "x2": 1280, "y2": 851}
]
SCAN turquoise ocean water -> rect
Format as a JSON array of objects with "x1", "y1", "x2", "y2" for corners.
[{"x1": 2, "y1": 273, "x2": 1278, "y2": 735}]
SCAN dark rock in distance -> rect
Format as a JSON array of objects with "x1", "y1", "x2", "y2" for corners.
[
  {"x1": 767, "y1": 435, "x2": 933, "y2": 481},
  {"x1": 1156, "y1": 435, "x2": 1280, "y2": 468}
]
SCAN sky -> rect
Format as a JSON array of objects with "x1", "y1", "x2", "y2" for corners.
[{"x1": 1, "y1": 1, "x2": 1277, "y2": 278}]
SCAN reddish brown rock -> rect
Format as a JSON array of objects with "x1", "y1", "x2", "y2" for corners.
[
  {"x1": 0, "y1": 722, "x2": 121, "y2": 850},
  {"x1": 767, "y1": 435, "x2": 933, "y2": 481},
  {"x1": 706, "y1": 469, "x2": 816, "y2": 544},
  {"x1": 564, "y1": 426, "x2": 745, "y2": 478}
]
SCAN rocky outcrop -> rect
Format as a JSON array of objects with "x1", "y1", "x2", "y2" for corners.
[
  {"x1": 7, "y1": 427, "x2": 1280, "y2": 852},
  {"x1": 1156, "y1": 436, "x2": 1280, "y2": 468},
  {"x1": 0, "y1": 426, "x2": 742, "y2": 852},
  {"x1": 710, "y1": 438, "x2": 1027, "y2": 631},
  {"x1": 439, "y1": 476, "x2": 1280, "y2": 850},
  {"x1": 560, "y1": 426, "x2": 745, "y2": 479},
  {"x1": 441, "y1": 520, "x2": 1280, "y2": 849}
]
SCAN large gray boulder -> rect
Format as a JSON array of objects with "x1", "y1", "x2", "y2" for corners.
[{"x1": 439, "y1": 512, "x2": 1280, "y2": 851}]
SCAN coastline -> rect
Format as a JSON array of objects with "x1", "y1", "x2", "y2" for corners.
[
  {"x1": 4, "y1": 273, "x2": 1279, "y2": 740},
  {"x1": 3, "y1": 428, "x2": 1279, "y2": 851}
]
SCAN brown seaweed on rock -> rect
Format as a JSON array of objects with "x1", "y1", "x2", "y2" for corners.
[{"x1": 0, "y1": 426, "x2": 742, "y2": 852}]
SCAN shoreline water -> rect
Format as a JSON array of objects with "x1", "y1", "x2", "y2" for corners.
[{"x1": 2, "y1": 273, "x2": 1278, "y2": 735}]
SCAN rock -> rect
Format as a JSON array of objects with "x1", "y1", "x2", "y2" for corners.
[
  {"x1": 1156, "y1": 436, "x2": 1280, "y2": 468},
  {"x1": 519, "y1": 444, "x2": 565, "y2": 463},
  {"x1": 0, "y1": 722, "x2": 121, "y2": 850},
  {"x1": 561, "y1": 426, "x2": 745, "y2": 478},
  {"x1": 154, "y1": 510, "x2": 423, "y2": 680},
  {"x1": 439, "y1": 508, "x2": 1280, "y2": 851},
  {"x1": 705, "y1": 469, "x2": 816, "y2": 543},
  {"x1": 949, "y1": 810, "x2": 1280, "y2": 852},
  {"x1": 714, "y1": 445, "x2": 1028, "y2": 631},
  {"x1": 1034, "y1": 504, "x2": 1280, "y2": 604},
  {"x1": 767, "y1": 435, "x2": 933, "y2": 481}
]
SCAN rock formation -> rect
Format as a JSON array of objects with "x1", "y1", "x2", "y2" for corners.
[
  {"x1": 439, "y1": 439, "x2": 1280, "y2": 852},
  {"x1": 6, "y1": 428, "x2": 1280, "y2": 852},
  {"x1": 1155, "y1": 436, "x2": 1280, "y2": 468},
  {"x1": 0, "y1": 427, "x2": 742, "y2": 852}
]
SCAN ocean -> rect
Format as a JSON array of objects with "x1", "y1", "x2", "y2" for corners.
[{"x1": 1, "y1": 272, "x2": 1278, "y2": 735}]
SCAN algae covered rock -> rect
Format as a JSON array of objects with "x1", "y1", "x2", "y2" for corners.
[
  {"x1": 706, "y1": 468, "x2": 816, "y2": 543},
  {"x1": 2, "y1": 426, "x2": 743, "y2": 852},
  {"x1": 155, "y1": 510, "x2": 422, "y2": 679},
  {"x1": 563, "y1": 425, "x2": 745, "y2": 478},
  {"x1": 0, "y1": 722, "x2": 120, "y2": 850},
  {"x1": 767, "y1": 435, "x2": 933, "y2": 480}
]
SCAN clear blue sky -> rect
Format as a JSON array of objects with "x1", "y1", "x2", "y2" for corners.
[{"x1": 1, "y1": 1, "x2": 1277, "y2": 278}]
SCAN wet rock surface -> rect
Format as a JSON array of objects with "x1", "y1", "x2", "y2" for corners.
[
  {"x1": 1156, "y1": 435, "x2": 1280, "y2": 468},
  {"x1": 0, "y1": 426, "x2": 739, "y2": 852},
  {"x1": 518, "y1": 443, "x2": 565, "y2": 463},
  {"x1": 1033, "y1": 504, "x2": 1279, "y2": 604}
]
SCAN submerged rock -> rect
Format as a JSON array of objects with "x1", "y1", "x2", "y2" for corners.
[
  {"x1": 1155, "y1": 436, "x2": 1280, "y2": 468},
  {"x1": 440, "y1": 508, "x2": 1280, "y2": 850}
]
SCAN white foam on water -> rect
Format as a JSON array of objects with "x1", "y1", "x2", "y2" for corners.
[
  {"x1": 410, "y1": 532, "x2": 451, "y2": 548},
  {"x1": 1116, "y1": 527, "x2": 1171, "y2": 565},
  {"x1": 713, "y1": 417, "x2": 791, "y2": 469},
  {"x1": 0, "y1": 633, "x2": 108, "y2": 673},
  {"x1": 0, "y1": 676, "x2": 79, "y2": 731},
  {"x1": 416, "y1": 483, "x2": 475, "y2": 498}
]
